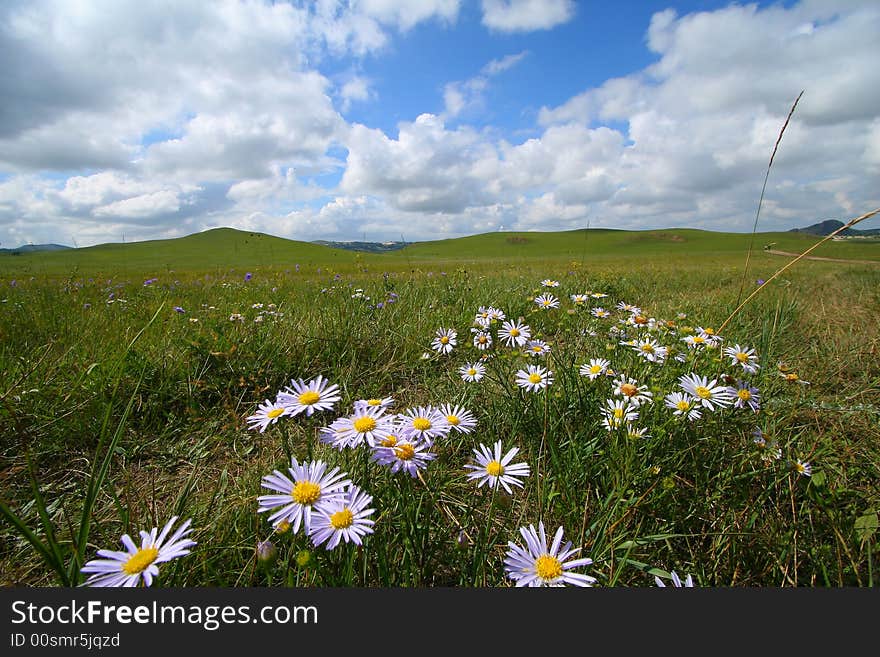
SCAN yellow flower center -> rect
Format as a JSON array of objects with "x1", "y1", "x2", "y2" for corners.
[
  {"x1": 534, "y1": 554, "x2": 563, "y2": 581},
  {"x1": 467, "y1": 368, "x2": 477, "y2": 376},
  {"x1": 794, "y1": 462, "x2": 806, "y2": 474},
  {"x1": 620, "y1": 383, "x2": 638, "y2": 397},
  {"x1": 353, "y1": 417, "x2": 377, "y2": 433},
  {"x1": 785, "y1": 373, "x2": 800, "y2": 381},
  {"x1": 613, "y1": 408, "x2": 625, "y2": 419},
  {"x1": 634, "y1": 315, "x2": 648, "y2": 324},
  {"x1": 380, "y1": 434, "x2": 399, "y2": 447},
  {"x1": 275, "y1": 520, "x2": 291, "y2": 534},
  {"x1": 367, "y1": 398, "x2": 382, "y2": 406},
  {"x1": 486, "y1": 460, "x2": 504, "y2": 476},
  {"x1": 298, "y1": 391, "x2": 320, "y2": 406},
  {"x1": 737, "y1": 389, "x2": 752, "y2": 401},
  {"x1": 122, "y1": 547, "x2": 159, "y2": 575},
  {"x1": 736, "y1": 352, "x2": 749, "y2": 363},
  {"x1": 394, "y1": 443, "x2": 416, "y2": 461},
  {"x1": 590, "y1": 365, "x2": 602, "y2": 374},
  {"x1": 412, "y1": 417, "x2": 432, "y2": 431},
  {"x1": 440, "y1": 336, "x2": 449, "y2": 344},
  {"x1": 704, "y1": 327, "x2": 715, "y2": 335},
  {"x1": 267, "y1": 408, "x2": 285, "y2": 419},
  {"x1": 291, "y1": 481, "x2": 322, "y2": 505},
  {"x1": 676, "y1": 400, "x2": 691, "y2": 411},
  {"x1": 329, "y1": 508, "x2": 354, "y2": 530},
  {"x1": 694, "y1": 386, "x2": 712, "y2": 399},
  {"x1": 693, "y1": 336, "x2": 705, "y2": 344},
  {"x1": 446, "y1": 414, "x2": 460, "y2": 426},
  {"x1": 479, "y1": 336, "x2": 488, "y2": 344},
  {"x1": 640, "y1": 343, "x2": 655, "y2": 353},
  {"x1": 528, "y1": 373, "x2": 543, "y2": 384},
  {"x1": 509, "y1": 328, "x2": 520, "y2": 337},
  {"x1": 542, "y1": 300, "x2": 551, "y2": 306}
]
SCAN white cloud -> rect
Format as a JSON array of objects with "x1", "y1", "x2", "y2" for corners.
[
  {"x1": 481, "y1": 0, "x2": 575, "y2": 33},
  {"x1": 442, "y1": 51, "x2": 528, "y2": 118},
  {"x1": 93, "y1": 191, "x2": 181, "y2": 219}
]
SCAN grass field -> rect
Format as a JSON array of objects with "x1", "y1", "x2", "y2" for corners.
[{"x1": 1, "y1": 227, "x2": 878, "y2": 587}]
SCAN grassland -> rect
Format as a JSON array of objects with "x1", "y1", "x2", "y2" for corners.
[{"x1": 1, "y1": 227, "x2": 878, "y2": 587}]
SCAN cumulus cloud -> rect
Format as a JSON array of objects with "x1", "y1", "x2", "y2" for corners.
[
  {"x1": 442, "y1": 51, "x2": 528, "y2": 118},
  {"x1": 481, "y1": 0, "x2": 575, "y2": 33}
]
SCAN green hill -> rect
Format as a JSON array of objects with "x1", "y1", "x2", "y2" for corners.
[{"x1": 1, "y1": 226, "x2": 877, "y2": 278}]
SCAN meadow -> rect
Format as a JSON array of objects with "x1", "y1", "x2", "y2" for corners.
[{"x1": 1, "y1": 228, "x2": 878, "y2": 587}]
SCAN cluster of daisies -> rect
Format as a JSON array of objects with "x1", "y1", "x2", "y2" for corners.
[{"x1": 427, "y1": 282, "x2": 811, "y2": 476}]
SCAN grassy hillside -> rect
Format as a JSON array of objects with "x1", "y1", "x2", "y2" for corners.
[{"x1": 0, "y1": 226, "x2": 877, "y2": 279}]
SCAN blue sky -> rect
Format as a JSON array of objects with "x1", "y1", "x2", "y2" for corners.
[{"x1": 0, "y1": 0, "x2": 878, "y2": 247}]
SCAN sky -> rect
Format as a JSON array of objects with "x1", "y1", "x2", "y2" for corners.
[{"x1": 1, "y1": 0, "x2": 878, "y2": 248}]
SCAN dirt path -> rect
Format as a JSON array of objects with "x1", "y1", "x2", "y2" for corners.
[{"x1": 765, "y1": 249, "x2": 880, "y2": 265}]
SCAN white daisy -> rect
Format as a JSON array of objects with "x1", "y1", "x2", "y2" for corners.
[
  {"x1": 353, "y1": 396, "x2": 395, "y2": 412},
  {"x1": 257, "y1": 459, "x2": 351, "y2": 533},
  {"x1": 612, "y1": 375, "x2": 653, "y2": 407},
  {"x1": 460, "y1": 362, "x2": 486, "y2": 383},
  {"x1": 371, "y1": 438, "x2": 436, "y2": 477},
  {"x1": 631, "y1": 338, "x2": 668, "y2": 363},
  {"x1": 678, "y1": 373, "x2": 734, "y2": 411},
  {"x1": 431, "y1": 328, "x2": 458, "y2": 355},
  {"x1": 664, "y1": 392, "x2": 702, "y2": 421},
  {"x1": 278, "y1": 375, "x2": 341, "y2": 417},
  {"x1": 309, "y1": 485, "x2": 375, "y2": 550},
  {"x1": 579, "y1": 358, "x2": 610, "y2": 381},
  {"x1": 724, "y1": 344, "x2": 760, "y2": 374},
  {"x1": 540, "y1": 279, "x2": 560, "y2": 288},
  {"x1": 397, "y1": 406, "x2": 451, "y2": 444},
  {"x1": 464, "y1": 441, "x2": 530, "y2": 494},
  {"x1": 655, "y1": 571, "x2": 695, "y2": 587},
  {"x1": 524, "y1": 339, "x2": 551, "y2": 358},
  {"x1": 504, "y1": 522, "x2": 597, "y2": 587},
  {"x1": 333, "y1": 405, "x2": 394, "y2": 447},
  {"x1": 534, "y1": 293, "x2": 560, "y2": 310},
  {"x1": 499, "y1": 319, "x2": 531, "y2": 347},
  {"x1": 246, "y1": 398, "x2": 290, "y2": 433},
  {"x1": 601, "y1": 398, "x2": 639, "y2": 431},
  {"x1": 472, "y1": 330, "x2": 493, "y2": 351},
  {"x1": 439, "y1": 403, "x2": 477, "y2": 434},
  {"x1": 81, "y1": 516, "x2": 196, "y2": 587},
  {"x1": 515, "y1": 364, "x2": 554, "y2": 392}
]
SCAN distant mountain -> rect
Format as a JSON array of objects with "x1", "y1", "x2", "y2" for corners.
[
  {"x1": 790, "y1": 220, "x2": 880, "y2": 237},
  {"x1": 312, "y1": 240, "x2": 410, "y2": 253},
  {"x1": 0, "y1": 243, "x2": 72, "y2": 255}
]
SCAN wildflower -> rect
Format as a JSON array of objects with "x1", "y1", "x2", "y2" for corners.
[
  {"x1": 487, "y1": 307, "x2": 506, "y2": 321},
  {"x1": 664, "y1": 392, "x2": 702, "y2": 421},
  {"x1": 631, "y1": 338, "x2": 668, "y2": 363},
  {"x1": 460, "y1": 362, "x2": 486, "y2": 383},
  {"x1": 792, "y1": 459, "x2": 812, "y2": 477},
  {"x1": 695, "y1": 326, "x2": 722, "y2": 346},
  {"x1": 257, "y1": 459, "x2": 351, "y2": 533},
  {"x1": 246, "y1": 398, "x2": 290, "y2": 433},
  {"x1": 570, "y1": 293, "x2": 589, "y2": 305},
  {"x1": 332, "y1": 405, "x2": 394, "y2": 448},
  {"x1": 655, "y1": 571, "x2": 695, "y2": 587},
  {"x1": 590, "y1": 292, "x2": 608, "y2": 299},
  {"x1": 439, "y1": 403, "x2": 477, "y2": 434},
  {"x1": 431, "y1": 328, "x2": 458, "y2": 355},
  {"x1": 244, "y1": 272, "x2": 253, "y2": 281},
  {"x1": 504, "y1": 522, "x2": 596, "y2": 587},
  {"x1": 679, "y1": 373, "x2": 733, "y2": 411},
  {"x1": 617, "y1": 302, "x2": 642, "y2": 315},
  {"x1": 309, "y1": 485, "x2": 375, "y2": 550},
  {"x1": 464, "y1": 441, "x2": 530, "y2": 494},
  {"x1": 729, "y1": 381, "x2": 760, "y2": 413},
  {"x1": 229, "y1": 313, "x2": 244, "y2": 322},
  {"x1": 188, "y1": 317, "x2": 199, "y2": 323},
  {"x1": 372, "y1": 438, "x2": 436, "y2": 477},
  {"x1": 397, "y1": 406, "x2": 450, "y2": 444},
  {"x1": 601, "y1": 398, "x2": 639, "y2": 431},
  {"x1": 353, "y1": 396, "x2": 395, "y2": 412},
  {"x1": 524, "y1": 339, "x2": 551, "y2": 358},
  {"x1": 534, "y1": 293, "x2": 560, "y2": 310},
  {"x1": 540, "y1": 279, "x2": 560, "y2": 288},
  {"x1": 724, "y1": 344, "x2": 760, "y2": 374},
  {"x1": 580, "y1": 358, "x2": 610, "y2": 381},
  {"x1": 499, "y1": 319, "x2": 531, "y2": 347},
  {"x1": 682, "y1": 334, "x2": 709, "y2": 349},
  {"x1": 626, "y1": 425, "x2": 651, "y2": 440},
  {"x1": 278, "y1": 375, "x2": 341, "y2": 417},
  {"x1": 143, "y1": 277, "x2": 158, "y2": 286},
  {"x1": 612, "y1": 375, "x2": 653, "y2": 407},
  {"x1": 318, "y1": 417, "x2": 359, "y2": 451},
  {"x1": 173, "y1": 306, "x2": 185, "y2": 314},
  {"x1": 472, "y1": 330, "x2": 493, "y2": 351},
  {"x1": 591, "y1": 307, "x2": 611, "y2": 319},
  {"x1": 515, "y1": 364, "x2": 554, "y2": 392},
  {"x1": 81, "y1": 516, "x2": 195, "y2": 587}
]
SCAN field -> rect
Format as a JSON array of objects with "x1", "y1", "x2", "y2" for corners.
[{"x1": 1, "y1": 228, "x2": 879, "y2": 587}]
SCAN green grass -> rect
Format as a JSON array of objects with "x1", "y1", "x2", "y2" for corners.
[{"x1": 1, "y1": 231, "x2": 878, "y2": 588}]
